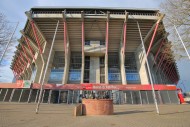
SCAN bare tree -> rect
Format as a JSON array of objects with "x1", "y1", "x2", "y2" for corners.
[
  {"x1": 0, "y1": 12, "x2": 17, "y2": 66},
  {"x1": 160, "y1": 0, "x2": 190, "y2": 60}
]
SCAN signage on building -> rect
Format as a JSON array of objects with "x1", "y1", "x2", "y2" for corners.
[
  {"x1": 16, "y1": 80, "x2": 31, "y2": 88},
  {"x1": 23, "y1": 80, "x2": 32, "y2": 88},
  {"x1": 81, "y1": 84, "x2": 93, "y2": 90}
]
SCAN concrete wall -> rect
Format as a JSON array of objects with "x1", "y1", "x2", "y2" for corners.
[{"x1": 89, "y1": 57, "x2": 100, "y2": 83}]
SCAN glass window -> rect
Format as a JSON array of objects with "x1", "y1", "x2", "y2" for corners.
[
  {"x1": 48, "y1": 51, "x2": 65, "y2": 84},
  {"x1": 85, "y1": 40, "x2": 90, "y2": 45},
  {"x1": 108, "y1": 52, "x2": 121, "y2": 83},
  {"x1": 100, "y1": 41, "x2": 105, "y2": 45},
  {"x1": 68, "y1": 52, "x2": 82, "y2": 83},
  {"x1": 30, "y1": 63, "x2": 37, "y2": 82},
  {"x1": 125, "y1": 52, "x2": 140, "y2": 84}
]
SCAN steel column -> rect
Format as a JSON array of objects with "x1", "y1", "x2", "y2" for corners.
[
  {"x1": 58, "y1": 90, "x2": 61, "y2": 104},
  {"x1": 35, "y1": 90, "x2": 39, "y2": 103},
  {"x1": 130, "y1": 91, "x2": 133, "y2": 104},
  {"x1": 167, "y1": 91, "x2": 171, "y2": 104},
  {"x1": 67, "y1": 90, "x2": 69, "y2": 104},
  {"x1": 9, "y1": 89, "x2": 15, "y2": 102},
  {"x1": 18, "y1": 89, "x2": 23, "y2": 102},
  {"x1": 48, "y1": 90, "x2": 52, "y2": 104},
  {"x1": 146, "y1": 91, "x2": 149, "y2": 104},
  {"x1": 27, "y1": 89, "x2": 32, "y2": 103},
  {"x1": 146, "y1": 20, "x2": 160, "y2": 56},
  {"x1": 3, "y1": 89, "x2": 8, "y2": 102},
  {"x1": 139, "y1": 91, "x2": 142, "y2": 105}
]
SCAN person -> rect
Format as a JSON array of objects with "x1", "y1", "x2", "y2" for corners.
[{"x1": 92, "y1": 93, "x2": 95, "y2": 99}]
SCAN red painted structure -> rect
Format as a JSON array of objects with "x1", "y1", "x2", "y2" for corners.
[
  {"x1": 0, "y1": 81, "x2": 177, "y2": 91},
  {"x1": 177, "y1": 88, "x2": 185, "y2": 104}
]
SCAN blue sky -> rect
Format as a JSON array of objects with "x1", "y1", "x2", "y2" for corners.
[{"x1": 0, "y1": 0, "x2": 189, "y2": 92}]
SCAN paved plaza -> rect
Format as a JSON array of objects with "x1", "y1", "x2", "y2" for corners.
[{"x1": 0, "y1": 103, "x2": 190, "y2": 127}]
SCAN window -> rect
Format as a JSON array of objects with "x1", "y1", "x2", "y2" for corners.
[
  {"x1": 68, "y1": 52, "x2": 82, "y2": 83},
  {"x1": 48, "y1": 51, "x2": 65, "y2": 84},
  {"x1": 108, "y1": 52, "x2": 121, "y2": 84},
  {"x1": 125, "y1": 52, "x2": 140, "y2": 84},
  {"x1": 100, "y1": 41, "x2": 105, "y2": 45},
  {"x1": 30, "y1": 63, "x2": 37, "y2": 82},
  {"x1": 85, "y1": 40, "x2": 90, "y2": 45}
]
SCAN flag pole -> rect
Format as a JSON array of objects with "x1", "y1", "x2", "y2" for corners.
[
  {"x1": 137, "y1": 21, "x2": 160, "y2": 114},
  {"x1": 36, "y1": 20, "x2": 59, "y2": 114}
]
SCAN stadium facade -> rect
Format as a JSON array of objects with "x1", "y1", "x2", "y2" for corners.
[{"x1": 0, "y1": 7, "x2": 180, "y2": 104}]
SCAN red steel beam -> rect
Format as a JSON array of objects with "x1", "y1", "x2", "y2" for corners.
[
  {"x1": 13, "y1": 63, "x2": 18, "y2": 76},
  {"x1": 165, "y1": 63, "x2": 173, "y2": 77},
  {"x1": 20, "y1": 52, "x2": 27, "y2": 67},
  {"x1": 31, "y1": 21, "x2": 43, "y2": 54},
  {"x1": 17, "y1": 58, "x2": 24, "y2": 68},
  {"x1": 12, "y1": 70, "x2": 18, "y2": 80},
  {"x1": 161, "y1": 61, "x2": 168, "y2": 72},
  {"x1": 24, "y1": 37, "x2": 35, "y2": 60},
  {"x1": 146, "y1": 20, "x2": 160, "y2": 56},
  {"x1": 163, "y1": 62, "x2": 172, "y2": 83},
  {"x1": 21, "y1": 44, "x2": 30, "y2": 64},
  {"x1": 123, "y1": 22, "x2": 127, "y2": 54},
  {"x1": 156, "y1": 54, "x2": 165, "y2": 71},
  {"x1": 169, "y1": 66, "x2": 176, "y2": 83},
  {"x1": 170, "y1": 69, "x2": 176, "y2": 83},
  {"x1": 154, "y1": 39, "x2": 165, "y2": 63},
  {"x1": 168, "y1": 65, "x2": 175, "y2": 82},
  {"x1": 64, "y1": 21, "x2": 67, "y2": 55},
  {"x1": 15, "y1": 62, "x2": 21, "y2": 76},
  {"x1": 12, "y1": 66, "x2": 17, "y2": 78}
]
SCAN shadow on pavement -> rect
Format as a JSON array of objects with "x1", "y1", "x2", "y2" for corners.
[
  {"x1": 114, "y1": 110, "x2": 153, "y2": 115},
  {"x1": 160, "y1": 110, "x2": 190, "y2": 115}
]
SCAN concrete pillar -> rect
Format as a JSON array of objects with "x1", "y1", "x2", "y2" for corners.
[
  {"x1": 62, "y1": 44, "x2": 70, "y2": 84},
  {"x1": 135, "y1": 44, "x2": 149, "y2": 84},
  {"x1": 80, "y1": 55, "x2": 85, "y2": 84},
  {"x1": 105, "y1": 54, "x2": 109, "y2": 84},
  {"x1": 89, "y1": 57, "x2": 100, "y2": 83},
  {"x1": 27, "y1": 65, "x2": 32, "y2": 80},
  {"x1": 43, "y1": 51, "x2": 55, "y2": 83},
  {"x1": 120, "y1": 50, "x2": 127, "y2": 85},
  {"x1": 34, "y1": 53, "x2": 43, "y2": 83}
]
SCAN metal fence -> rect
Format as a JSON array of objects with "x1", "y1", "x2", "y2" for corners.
[{"x1": 0, "y1": 88, "x2": 179, "y2": 105}]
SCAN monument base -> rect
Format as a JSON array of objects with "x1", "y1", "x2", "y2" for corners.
[{"x1": 82, "y1": 99, "x2": 113, "y2": 115}]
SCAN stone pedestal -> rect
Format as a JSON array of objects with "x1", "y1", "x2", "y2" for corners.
[{"x1": 82, "y1": 99, "x2": 113, "y2": 115}]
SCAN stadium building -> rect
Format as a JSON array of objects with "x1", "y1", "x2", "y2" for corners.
[{"x1": 0, "y1": 7, "x2": 180, "y2": 104}]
